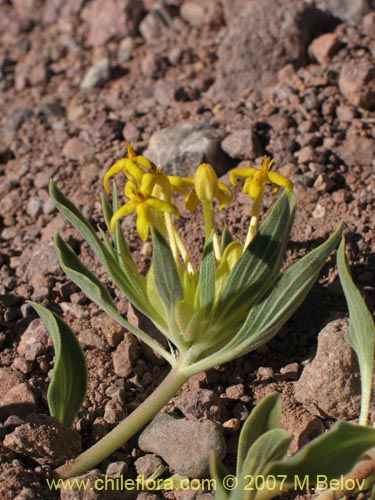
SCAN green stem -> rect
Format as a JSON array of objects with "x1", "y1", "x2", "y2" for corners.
[
  {"x1": 55, "y1": 365, "x2": 190, "y2": 479},
  {"x1": 202, "y1": 200, "x2": 221, "y2": 260}
]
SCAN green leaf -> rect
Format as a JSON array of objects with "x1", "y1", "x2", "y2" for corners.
[
  {"x1": 337, "y1": 237, "x2": 375, "y2": 426},
  {"x1": 188, "y1": 222, "x2": 343, "y2": 373},
  {"x1": 199, "y1": 236, "x2": 216, "y2": 312},
  {"x1": 217, "y1": 192, "x2": 296, "y2": 320},
  {"x1": 28, "y1": 302, "x2": 87, "y2": 427},
  {"x1": 152, "y1": 230, "x2": 183, "y2": 310},
  {"x1": 266, "y1": 421, "x2": 375, "y2": 484},
  {"x1": 50, "y1": 181, "x2": 154, "y2": 320},
  {"x1": 210, "y1": 453, "x2": 230, "y2": 500},
  {"x1": 237, "y1": 392, "x2": 282, "y2": 476},
  {"x1": 220, "y1": 225, "x2": 233, "y2": 254},
  {"x1": 54, "y1": 233, "x2": 173, "y2": 363}
]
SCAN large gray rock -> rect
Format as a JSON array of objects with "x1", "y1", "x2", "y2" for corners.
[
  {"x1": 144, "y1": 122, "x2": 231, "y2": 176},
  {"x1": 294, "y1": 318, "x2": 361, "y2": 419},
  {"x1": 213, "y1": 0, "x2": 333, "y2": 97},
  {"x1": 139, "y1": 413, "x2": 226, "y2": 477},
  {"x1": 315, "y1": 0, "x2": 373, "y2": 23}
]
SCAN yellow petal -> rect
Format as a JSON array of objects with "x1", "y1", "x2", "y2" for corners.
[
  {"x1": 229, "y1": 168, "x2": 256, "y2": 186},
  {"x1": 140, "y1": 173, "x2": 157, "y2": 198},
  {"x1": 267, "y1": 171, "x2": 294, "y2": 193},
  {"x1": 136, "y1": 204, "x2": 151, "y2": 241},
  {"x1": 168, "y1": 176, "x2": 192, "y2": 195},
  {"x1": 110, "y1": 200, "x2": 137, "y2": 232},
  {"x1": 146, "y1": 197, "x2": 180, "y2": 218},
  {"x1": 103, "y1": 159, "x2": 129, "y2": 193},
  {"x1": 185, "y1": 189, "x2": 200, "y2": 212},
  {"x1": 217, "y1": 181, "x2": 233, "y2": 209}
]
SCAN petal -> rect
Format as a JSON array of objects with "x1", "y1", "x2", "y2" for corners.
[
  {"x1": 168, "y1": 176, "x2": 192, "y2": 194},
  {"x1": 217, "y1": 181, "x2": 233, "y2": 209},
  {"x1": 135, "y1": 155, "x2": 154, "y2": 171},
  {"x1": 185, "y1": 189, "x2": 200, "y2": 212},
  {"x1": 110, "y1": 200, "x2": 137, "y2": 232},
  {"x1": 229, "y1": 168, "x2": 256, "y2": 186},
  {"x1": 147, "y1": 197, "x2": 180, "y2": 218},
  {"x1": 136, "y1": 204, "x2": 151, "y2": 241},
  {"x1": 103, "y1": 159, "x2": 129, "y2": 192},
  {"x1": 124, "y1": 159, "x2": 145, "y2": 183},
  {"x1": 125, "y1": 180, "x2": 139, "y2": 199},
  {"x1": 267, "y1": 171, "x2": 294, "y2": 193},
  {"x1": 140, "y1": 173, "x2": 157, "y2": 198}
]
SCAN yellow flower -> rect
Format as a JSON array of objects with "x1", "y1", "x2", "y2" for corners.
[
  {"x1": 230, "y1": 156, "x2": 293, "y2": 201},
  {"x1": 103, "y1": 144, "x2": 155, "y2": 193},
  {"x1": 183, "y1": 163, "x2": 233, "y2": 212},
  {"x1": 110, "y1": 178, "x2": 179, "y2": 240}
]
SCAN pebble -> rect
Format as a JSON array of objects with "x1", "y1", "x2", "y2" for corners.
[
  {"x1": 4, "y1": 414, "x2": 77, "y2": 468},
  {"x1": 279, "y1": 362, "x2": 300, "y2": 380},
  {"x1": 222, "y1": 418, "x2": 241, "y2": 432},
  {"x1": 62, "y1": 137, "x2": 95, "y2": 163},
  {"x1": 134, "y1": 454, "x2": 164, "y2": 478},
  {"x1": 17, "y1": 319, "x2": 50, "y2": 362},
  {"x1": 294, "y1": 318, "x2": 361, "y2": 419},
  {"x1": 112, "y1": 334, "x2": 139, "y2": 377},
  {"x1": 339, "y1": 60, "x2": 375, "y2": 110},
  {"x1": 117, "y1": 36, "x2": 135, "y2": 64},
  {"x1": 312, "y1": 203, "x2": 326, "y2": 219},
  {"x1": 93, "y1": 314, "x2": 125, "y2": 348},
  {"x1": 221, "y1": 130, "x2": 261, "y2": 160},
  {"x1": 180, "y1": 0, "x2": 223, "y2": 27},
  {"x1": 308, "y1": 33, "x2": 342, "y2": 65},
  {"x1": 139, "y1": 5, "x2": 172, "y2": 45},
  {"x1": 139, "y1": 413, "x2": 226, "y2": 478},
  {"x1": 173, "y1": 389, "x2": 224, "y2": 422},
  {"x1": 80, "y1": 58, "x2": 111, "y2": 90},
  {"x1": 144, "y1": 122, "x2": 230, "y2": 176},
  {"x1": 336, "y1": 135, "x2": 375, "y2": 166},
  {"x1": 106, "y1": 461, "x2": 128, "y2": 477},
  {"x1": 103, "y1": 400, "x2": 126, "y2": 425},
  {"x1": 0, "y1": 368, "x2": 36, "y2": 418},
  {"x1": 256, "y1": 366, "x2": 274, "y2": 381}
]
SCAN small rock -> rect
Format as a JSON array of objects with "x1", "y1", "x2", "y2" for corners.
[
  {"x1": 313, "y1": 173, "x2": 335, "y2": 192},
  {"x1": 134, "y1": 454, "x2": 164, "y2": 478},
  {"x1": 63, "y1": 137, "x2": 95, "y2": 162},
  {"x1": 4, "y1": 414, "x2": 81, "y2": 466},
  {"x1": 106, "y1": 461, "x2": 128, "y2": 477},
  {"x1": 17, "y1": 319, "x2": 50, "y2": 362},
  {"x1": 294, "y1": 318, "x2": 361, "y2": 419},
  {"x1": 139, "y1": 413, "x2": 226, "y2": 478},
  {"x1": 144, "y1": 122, "x2": 230, "y2": 176},
  {"x1": 12, "y1": 358, "x2": 32, "y2": 374},
  {"x1": 80, "y1": 58, "x2": 111, "y2": 90},
  {"x1": 81, "y1": 0, "x2": 144, "y2": 46},
  {"x1": 221, "y1": 130, "x2": 261, "y2": 160},
  {"x1": 92, "y1": 313, "x2": 125, "y2": 347},
  {"x1": 308, "y1": 33, "x2": 341, "y2": 64},
  {"x1": 225, "y1": 384, "x2": 245, "y2": 399},
  {"x1": 60, "y1": 469, "x2": 124, "y2": 499},
  {"x1": 117, "y1": 36, "x2": 135, "y2": 64},
  {"x1": 362, "y1": 11, "x2": 375, "y2": 35},
  {"x1": 336, "y1": 135, "x2": 375, "y2": 166},
  {"x1": 103, "y1": 400, "x2": 126, "y2": 425},
  {"x1": 312, "y1": 203, "x2": 326, "y2": 219},
  {"x1": 0, "y1": 382, "x2": 36, "y2": 418},
  {"x1": 222, "y1": 418, "x2": 241, "y2": 431},
  {"x1": 140, "y1": 52, "x2": 165, "y2": 78},
  {"x1": 339, "y1": 60, "x2": 375, "y2": 110},
  {"x1": 180, "y1": 0, "x2": 223, "y2": 27},
  {"x1": 279, "y1": 362, "x2": 300, "y2": 380},
  {"x1": 173, "y1": 389, "x2": 224, "y2": 421},
  {"x1": 256, "y1": 367, "x2": 274, "y2": 381},
  {"x1": 122, "y1": 122, "x2": 141, "y2": 143},
  {"x1": 139, "y1": 5, "x2": 173, "y2": 45},
  {"x1": 112, "y1": 334, "x2": 139, "y2": 377},
  {"x1": 78, "y1": 329, "x2": 109, "y2": 351}
]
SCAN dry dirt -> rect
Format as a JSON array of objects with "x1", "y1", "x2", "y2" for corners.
[{"x1": 1, "y1": 0, "x2": 375, "y2": 499}]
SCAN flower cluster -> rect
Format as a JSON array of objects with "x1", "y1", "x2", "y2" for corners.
[{"x1": 104, "y1": 144, "x2": 294, "y2": 261}]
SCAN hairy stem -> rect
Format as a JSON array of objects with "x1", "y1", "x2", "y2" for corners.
[{"x1": 55, "y1": 365, "x2": 190, "y2": 479}]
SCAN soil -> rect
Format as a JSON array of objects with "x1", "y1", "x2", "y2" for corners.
[{"x1": 1, "y1": 1, "x2": 375, "y2": 499}]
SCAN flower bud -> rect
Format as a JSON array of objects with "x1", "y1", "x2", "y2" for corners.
[{"x1": 194, "y1": 163, "x2": 218, "y2": 202}]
